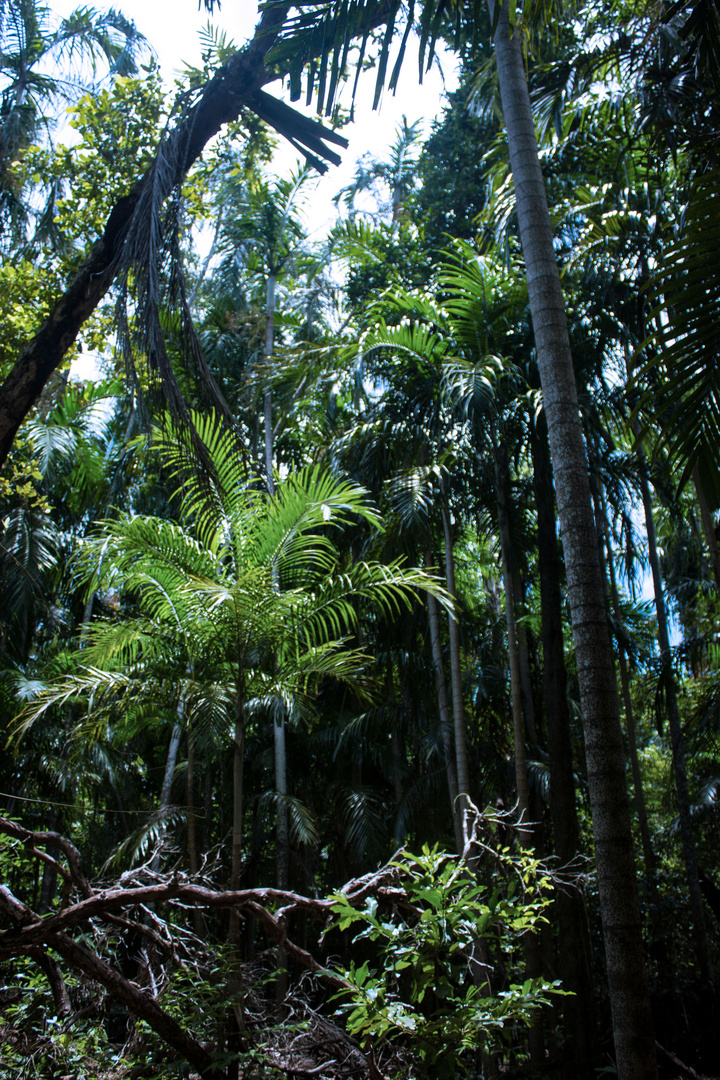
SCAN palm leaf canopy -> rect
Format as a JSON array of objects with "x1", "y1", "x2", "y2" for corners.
[
  {"x1": 24, "y1": 414, "x2": 450, "y2": 740},
  {"x1": 638, "y1": 172, "x2": 720, "y2": 505}
]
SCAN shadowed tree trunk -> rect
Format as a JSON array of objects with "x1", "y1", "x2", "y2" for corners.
[
  {"x1": 493, "y1": 438, "x2": 529, "y2": 821},
  {"x1": 441, "y1": 500, "x2": 471, "y2": 834},
  {"x1": 489, "y1": 2, "x2": 656, "y2": 1074},
  {"x1": 595, "y1": 483, "x2": 655, "y2": 879},
  {"x1": 636, "y1": 440, "x2": 712, "y2": 983},
  {"x1": 425, "y1": 547, "x2": 463, "y2": 853},
  {"x1": 531, "y1": 413, "x2": 599, "y2": 1080}
]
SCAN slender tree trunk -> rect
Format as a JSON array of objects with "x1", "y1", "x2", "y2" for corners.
[
  {"x1": 531, "y1": 415, "x2": 599, "y2": 1080},
  {"x1": 274, "y1": 711, "x2": 289, "y2": 891},
  {"x1": 441, "y1": 501, "x2": 471, "y2": 834},
  {"x1": 264, "y1": 273, "x2": 277, "y2": 496},
  {"x1": 186, "y1": 724, "x2": 205, "y2": 935},
  {"x1": 692, "y1": 465, "x2": 720, "y2": 589},
  {"x1": 636, "y1": 443, "x2": 712, "y2": 982},
  {"x1": 493, "y1": 439, "x2": 529, "y2": 822},
  {"x1": 273, "y1": 706, "x2": 290, "y2": 1010},
  {"x1": 596, "y1": 485, "x2": 655, "y2": 878},
  {"x1": 230, "y1": 665, "x2": 246, "y2": 946},
  {"x1": 159, "y1": 722, "x2": 182, "y2": 818},
  {"x1": 513, "y1": 565, "x2": 539, "y2": 744},
  {"x1": 490, "y1": 4, "x2": 656, "y2": 1074},
  {"x1": 425, "y1": 548, "x2": 463, "y2": 854},
  {"x1": 151, "y1": 709, "x2": 183, "y2": 873}
]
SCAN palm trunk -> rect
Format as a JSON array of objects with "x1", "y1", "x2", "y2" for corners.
[
  {"x1": 425, "y1": 548, "x2": 463, "y2": 854},
  {"x1": 636, "y1": 443, "x2": 712, "y2": 982},
  {"x1": 493, "y1": 439, "x2": 529, "y2": 822},
  {"x1": 531, "y1": 415, "x2": 598, "y2": 1079},
  {"x1": 596, "y1": 484, "x2": 655, "y2": 878},
  {"x1": 441, "y1": 502, "x2": 471, "y2": 833},
  {"x1": 151, "y1": 710, "x2": 183, "y2": 873},
  {"x1": 274, "y1": 711, "x2": 289, "y2": 891},
  {"x1": 186, "y1": 725, "x2": 205, "y2": 936},
  {"x1": 264, "y1": 273, "x2": 277, "y2": 495},
  {"x1": 512, "y1": 565, "x2": 539, "y2": 744},
  {"x1": 230, "y1": 664, "x2": 246, "y2": 946},
  {"x1": 490, "y1": 4, "x2": 656, "y2": 1074}
]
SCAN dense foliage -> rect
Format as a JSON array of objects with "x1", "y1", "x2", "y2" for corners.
[{"x1": 0, "y1": 2, "x2": 719, "y2": 1079}]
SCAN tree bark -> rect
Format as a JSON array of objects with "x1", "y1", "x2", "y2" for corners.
[
  {"x1": 264, "y1": 272, "x2": 277, "y2": 495},
  {"x1": 596, "y1": 483, "x2": 655, "y2": 878},
  {"x1": 490, "y1": 3, "x2": 656, "y2": 1075},
  {"x1": 425, "y1": 548, "x2": 463, "y2": 854},
  {"x1": 230, "y1": 665, "x2": 246, "y2": 945},
  {"x1": 636, "y1": 442, "x2": 712, "y2": 982},
  {"x1": 531, "y1": 414, "x2": 599, "y2": 1080},
  {"x1": 493, "y1": 438, "x2": 529, "y2": 822},
  {"x1": 441, "y1": 501, "x2": 471, "y2": 836}
]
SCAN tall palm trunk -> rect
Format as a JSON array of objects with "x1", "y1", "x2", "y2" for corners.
[
  {"x1": 441, "y1": 502, "x2": 471, "y2": 831},
  {"x1": 150, "y1": 704, "x2": 184, "y2": 873},
  {"x1": 596, "y1": 484, "x2": 655, "y2": 878},
  {"x1": 492, "y1": 439, "x2": 529, "y2": 821},
  {"x1": 636, "y1": 443, "x2": 711, "y2": 982},
  {"x1": 274, "y1": 711, "x2": 289, "y2": 890},
  {"x1": 490, "y1": 3, "x2": 656, "y2": 1075},
  {"x1": 230, "y1": 663, "x2": 246, "y2": 942},
  {"x1": 531, "y1": 415, "x2": 598, "y2": 1079},
  {"x1": 264, "y1": 272, "x2": 277, "y2": 495},
  {"x1": 425, "y1": 547, "x2": 463, "y2": 853}
]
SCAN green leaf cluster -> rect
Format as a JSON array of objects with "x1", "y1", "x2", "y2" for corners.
[{"x1": 329, "y1": 842, "x2": 562, "y2": 1077}]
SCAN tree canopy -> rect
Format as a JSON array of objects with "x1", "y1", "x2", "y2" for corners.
[{"x1": 1, "y1": 2, "x2": 719, "y2": 1080}]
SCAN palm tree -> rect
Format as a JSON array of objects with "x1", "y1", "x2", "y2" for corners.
[{"x1": 21, "y1": 412, "x2": 449, "y2": 896}]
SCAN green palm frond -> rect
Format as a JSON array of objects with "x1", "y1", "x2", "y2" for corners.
[
  {"x1": 443, "y1": 355, "x2": 504, "y2": 423},
  {"x1": 638, "y1": 172, "x2": 720, "y2": 503},
  {"x1": 103, "y1": 806, "x2": 185, "y2": 871},
  {"x1": 257, "y1": 790, "x2": 320, "y2": 847},
  {"x1": 340, "y1": 786, "x2": 389, "y2": 862},
  {"x1": 384, "y1": 463, "x2": 445, "y2": 531},
  {"x1": 360, "y1": 317, "x2": 450, "y2": 368},
  {"x1": 13, "y1": 666, "x2": 134, "y2": 738}
]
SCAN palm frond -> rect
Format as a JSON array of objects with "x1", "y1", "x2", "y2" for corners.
[
  {"x1": 638, "y1": 172, "x2": 720, "y2": 503},
  {"x1": 257, "y1": 790, "x2": 320, "y2": 847},
  {"x1": 103, "y1": 806, "x2": 185, "y2": 871}
]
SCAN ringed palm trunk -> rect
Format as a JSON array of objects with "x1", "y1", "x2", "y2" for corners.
[
  {"x1": 230, "y1": 663, "x2": 246, "y2": 945},
  {"x1": 492, "y1": 438, "x2": 529, "y2": 822},
  {"x1": 425, "y1": 547, "x2": 463, "y2": 854},
  {"x1": 531, "y1": 414, "x2": 598, "y2": 1079},
  {"x1": 441, "y1": 501, "x2": 471, "y2": 836},
  {"x1": 636, "y1": 442, "x2": 711, "y2": 983},
  {"x1": 490, "y1": 3, "x2": 656, "y2": 1075},
  {"x1": 264, "y1": 272, "x2": 277, "y2": 496}
]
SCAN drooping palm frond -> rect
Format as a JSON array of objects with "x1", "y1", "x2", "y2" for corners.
[
  {"x1": 637, "y1": 172, "x2": 720, "y2": 504},
  {"x1": 671, "y1": 776, "x2": 720, "y2": 837},
  {"x1": 103, "y1": 805, "x2": 186, "y2": 871},
  {"x1": 13, "y1": 666, "x2": 135, "y2": 738},
  {"x1": 257, "y1": 790, "x2": 320, "y2": 847},
  {"x1": 339, "y1": 785, "x2": 389, "y2": 862},
  {"x1": 384, "y1": 463, "x2": 445, "y2": 531}
]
